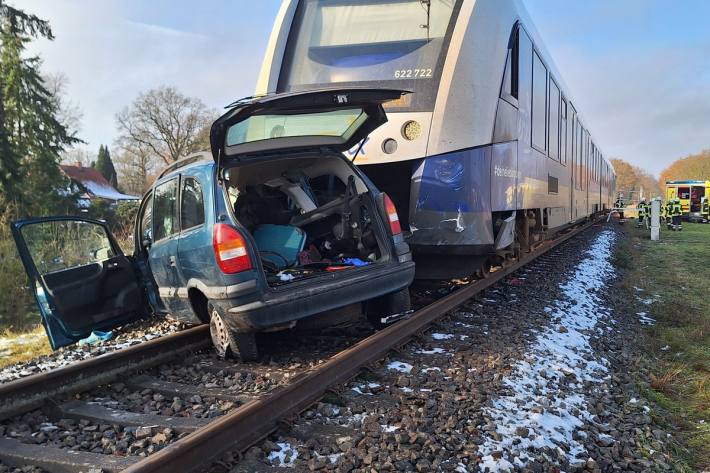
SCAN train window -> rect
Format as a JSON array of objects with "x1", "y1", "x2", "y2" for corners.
[
  {"x1": 560, "y1": 97, "x2": 567, "y2": 165},
  {"x1": 548, "y1": 80, "x2": 560, "y2": 161},
  {"x1": 531, "y1": 51, "x2": 547, "y2": 152},
  {"x1": 501, "y1": 27, "x2": 519, "y2": 102},
  {"x1": 568, "y1": 105, "x2": 576, "y2": 173},
  {"x1": 278, "y1": 0, "x2": 462, "y2": 111},
  {"x1": 518, "y1": 30, "x2": 533, "y2": 144}
]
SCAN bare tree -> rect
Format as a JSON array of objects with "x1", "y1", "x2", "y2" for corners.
[
  {"x1": 44, "y1": 72, "x2": 83, "y2": 142},
  {"x1": 116, "y1": 86, "x2": 215, "y2": 165},
  {"x1": 113, "y1": 141, "x2": 157, "y2": 196}
]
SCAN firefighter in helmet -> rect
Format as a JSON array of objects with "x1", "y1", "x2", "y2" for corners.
[
  {"x1": 670, "y1": 197, "x2": 683, "y2": 231},
  {"x1": 636, "y1": 197, "x2": 649, "y2": 228},
  {"x1": 614, "y1": 193, "x2": 626, "y2": 222},
  {"x1": 701, "y1": 195, "x2": 709, "y2": 223}
]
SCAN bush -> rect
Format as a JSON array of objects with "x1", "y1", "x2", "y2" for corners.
[{"x1": 0, "y1": 207, "x2": 38, "y2": 330}]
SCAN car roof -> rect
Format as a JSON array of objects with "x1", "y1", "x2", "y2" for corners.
[{"x1": 157, "y1": 152, "x2": 213, "y2": 180}]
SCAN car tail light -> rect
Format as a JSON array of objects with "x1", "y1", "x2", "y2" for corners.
[
  {"x1": 212, "y1": 223, "x2": 252, "y2": 274},
  {"x1": 383, "y1": 194, "x2": 402, "y2": 236}
]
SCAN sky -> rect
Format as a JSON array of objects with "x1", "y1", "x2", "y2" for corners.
[{"x1": 20, "y1": 0, "x2": 710, "y2": 177}]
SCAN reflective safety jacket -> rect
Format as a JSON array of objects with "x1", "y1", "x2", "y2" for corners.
[
  {"x1": 615, "y1": 199, "x2": 625, "y2": 209},
  {"x1": 702, "y1": 196, "x2": 709, "y2": 216},
  {"x1": 637, "y1": 202, "x2": 647, "y2": 218},
  {"x1": 670, "y1": 200, "x2": 683, "y2": 216}
]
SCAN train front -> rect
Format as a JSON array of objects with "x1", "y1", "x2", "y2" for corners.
[{"x1": 259, "y1": 0, "x2": 499, "y2": 277}]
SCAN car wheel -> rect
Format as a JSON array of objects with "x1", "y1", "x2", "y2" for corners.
[
  {"x1": 232, "y1": 332, "x2": 259, "y2": 362},
  {"x1": 208, "y1": 303, "x2": 235, "y2": 359},
  {"x1": 365, "y1": 288, "x2": 411, "y2": 329}
]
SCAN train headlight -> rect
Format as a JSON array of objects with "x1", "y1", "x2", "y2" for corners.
[
  {"x1": 382, "y1": 138, "x2": 398, "y2": 154},
  {"x1": 401, "y1": 120, "x2": 422, "y2": 141}
]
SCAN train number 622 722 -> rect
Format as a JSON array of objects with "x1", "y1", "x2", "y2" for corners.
[{"x1": 394, "y1": 68, "x2": 433, "y2": 79}]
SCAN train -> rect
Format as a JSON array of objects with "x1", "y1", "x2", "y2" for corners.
[{"x1": 255, "y1": 0, "x2": 616, "y2": 278}]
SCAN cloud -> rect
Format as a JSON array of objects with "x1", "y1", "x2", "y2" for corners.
[
  {"x1": 552, "y1": 41, "x2": 710, "y2": 176},
  {"x1": 20, "y1": 0, "x2": 280, "y2": 152}
]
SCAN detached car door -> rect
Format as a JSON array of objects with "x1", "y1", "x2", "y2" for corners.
[{"x1": 11, "y1": 217, "x2": 147, "y2": 349}]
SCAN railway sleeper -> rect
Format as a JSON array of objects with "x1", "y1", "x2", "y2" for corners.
[
  {"x1": 126, "y1": 375, "x2": 255, "y2": 405},
  {"x1": 0, "y1": 437, "x2": 138, "y2": 473},
  {"x1": 53, "y1": 400, "x2": 209, "y2": 434}
]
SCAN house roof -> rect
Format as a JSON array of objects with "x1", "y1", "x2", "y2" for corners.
[{"x1": 60, "y1": 165, "x2": 139, "y2": 201}]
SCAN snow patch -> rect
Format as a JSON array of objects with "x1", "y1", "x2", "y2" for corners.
[
  {"x1": 387, "y1": 361, "x2": 413, "y2": 373},
  {"x1": 478, "y1": 230, "x2": 617, "y2": 470},
  {"x1": 267, "y1": 442, "x2": 299, "y2": 467},
  {"x1": 431, "y1": 333, "x2": 454, "y2": 340}
]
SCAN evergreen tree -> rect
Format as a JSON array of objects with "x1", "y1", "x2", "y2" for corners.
[
  {"x1": 94, "y1": 144, "x2": 118, "y2": 188},
  {"x1": 0, "y1": 1, "x2": 79, "y2": 215}
]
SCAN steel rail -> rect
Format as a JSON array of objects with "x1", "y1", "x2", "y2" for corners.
[
  {"x1": 0, "y1": 325, "x2": 210, "y2": 420},
  {"x1": 124, "y1": 219, "x2": 598, "y2": 473}
]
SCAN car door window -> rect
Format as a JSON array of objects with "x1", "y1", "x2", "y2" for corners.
[
  {"x1": 139, "y1": 193, "x2": 153, "y2": 243},
  {"x1": 21, "y1": 220, "x2": 115, "y2": 274},
  {"x1": 153, "y1": 179, "x2": 178, "y2": 242},
  {"x1": 181, "y1": 177, "x2": 205, "y2": 230}
]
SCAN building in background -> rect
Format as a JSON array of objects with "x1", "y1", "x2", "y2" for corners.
[{"x1": 60, "y1": 163, "x2": 139, "y2": 208}]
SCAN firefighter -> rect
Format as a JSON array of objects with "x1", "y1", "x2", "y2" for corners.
[
  {"x1": 614, "y1": 193, "x2": 626, "y2": 222},
  {"x1": 643, "y1": 198, "x2": 652, "y2": 228},
  {"x1": 636, "y1": 198, "x2": 648, "y2": 228},
  {"x1": 701, "y1": 195, "x2": 709, "y2": 223},
  {"x1": 664, "y1": 199, "x2": 673, "y2": 229},
  {"x1": 670, "y1": 197, "x2": 683, "y2": 231}
]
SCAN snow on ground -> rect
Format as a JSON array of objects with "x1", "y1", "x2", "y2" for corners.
[
  {"x1": 477, "y1": 230, "x2": 617, "y2": 471},
  {"x1": 267, "y1": 442, "x2": 299, "y2": 467},
  {"x1": 431, "y1": 333, "x2": 454, "y2": 340},
  {"x1": 386, "y1": 361, "x2": 413, "y2": 373}
]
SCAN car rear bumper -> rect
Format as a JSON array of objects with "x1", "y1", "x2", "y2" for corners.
[{"x1": 218, "y1": 261, "x2": 415, "y2": 332}]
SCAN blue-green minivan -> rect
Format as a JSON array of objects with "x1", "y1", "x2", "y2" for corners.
[{"x1": 12, "y1": 89, "x2": 415, "y2": 360}]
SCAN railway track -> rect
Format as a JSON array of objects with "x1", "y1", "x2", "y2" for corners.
[{"x1": 0, "y1": 218, "x2": 600, "y2": 473}]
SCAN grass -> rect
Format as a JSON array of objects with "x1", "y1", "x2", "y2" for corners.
[
  {"x1": 621, "y1": 220, "x2": 710, "y2": 470},
  {"x1": 0, "y1": 325, "x2": 52, "y2": 370}
]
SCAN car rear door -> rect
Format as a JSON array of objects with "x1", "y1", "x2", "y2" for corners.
[{"x1": 11, "y1": 217, "x2": 149, "y2": 349}]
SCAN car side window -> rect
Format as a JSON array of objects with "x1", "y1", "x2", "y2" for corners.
[
  {"x1": 21, "y1": 220, "x2": 115, "y2": 274},
  {"x1": 139, "y1": 193, "x2": 153, "y2": 243},
  {"x1": 181, "y1": 177, "x2": 205, "y2": 230},
  {"x1": 153, "y1": 179, "x2": 178, "y2": 242}
]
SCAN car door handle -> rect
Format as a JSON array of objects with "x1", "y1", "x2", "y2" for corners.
[{"x1": 169, "y1": 256, "x2": 177, "y2": 267}]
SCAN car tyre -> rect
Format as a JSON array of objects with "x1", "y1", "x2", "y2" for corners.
[
  {"x1": 208, "y1": 303, "x2": 236, "y2": 359},
  {"x1": 365, "y1": 288, "x2": 411, "y2": 330},
  {"x1": 208, "y1": 302, "x2": 259, "y2": 361},
  {"x1": 232, "y1": 332, "x2": 259, "y2": 362}
]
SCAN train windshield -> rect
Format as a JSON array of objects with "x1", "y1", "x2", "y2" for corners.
[{"x1": 279, "y1": 0, "x2": 460, "y2": 110}]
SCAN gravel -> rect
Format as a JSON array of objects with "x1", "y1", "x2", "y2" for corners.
[
  {"x1": 0, "y1": 317, "x2": 187, "y2": 384},
  {"x1": 220, "y1": 224, "x2": 682, "y2": 473}
]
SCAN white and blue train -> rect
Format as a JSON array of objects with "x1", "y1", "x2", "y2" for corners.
[{"x1": 256, "y1": 0, "x2": 616, "y2": 278}]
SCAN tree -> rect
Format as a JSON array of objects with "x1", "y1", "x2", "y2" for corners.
[
  {"x1": 659, "y1": 150, "x2": 710, "y2": 186},
  {"x1": 116, "y1": 86, "x2": 214, "y2": 166},
  {"x1": 94, "y1": 144, "x2": 118, "y2": 187},
  {"x1": 113, "y1": 141, "x2": 156, "y2": 196},
  {"x1": 610, "y1": 158, "x2": 661, "y2": 199},
  {"x1": 0, "y1": 1, "x2": 80, "y2": 215}
]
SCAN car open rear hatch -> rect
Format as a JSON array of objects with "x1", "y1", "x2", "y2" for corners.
[
  {"x1": 209, "y1": 87, "x2": 409, "y2": 164},
  {"x1": 211, "y1": 88, "x2": 409, "y2": 287}
]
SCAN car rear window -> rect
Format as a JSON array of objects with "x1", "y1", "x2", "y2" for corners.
[{"x1": 225, "y1": 108, "x2": 368, "y2": 147}]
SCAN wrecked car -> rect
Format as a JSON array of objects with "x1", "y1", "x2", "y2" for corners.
[{"x1": 11, "y1": 88, "x2": 416, "y2": 360}]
